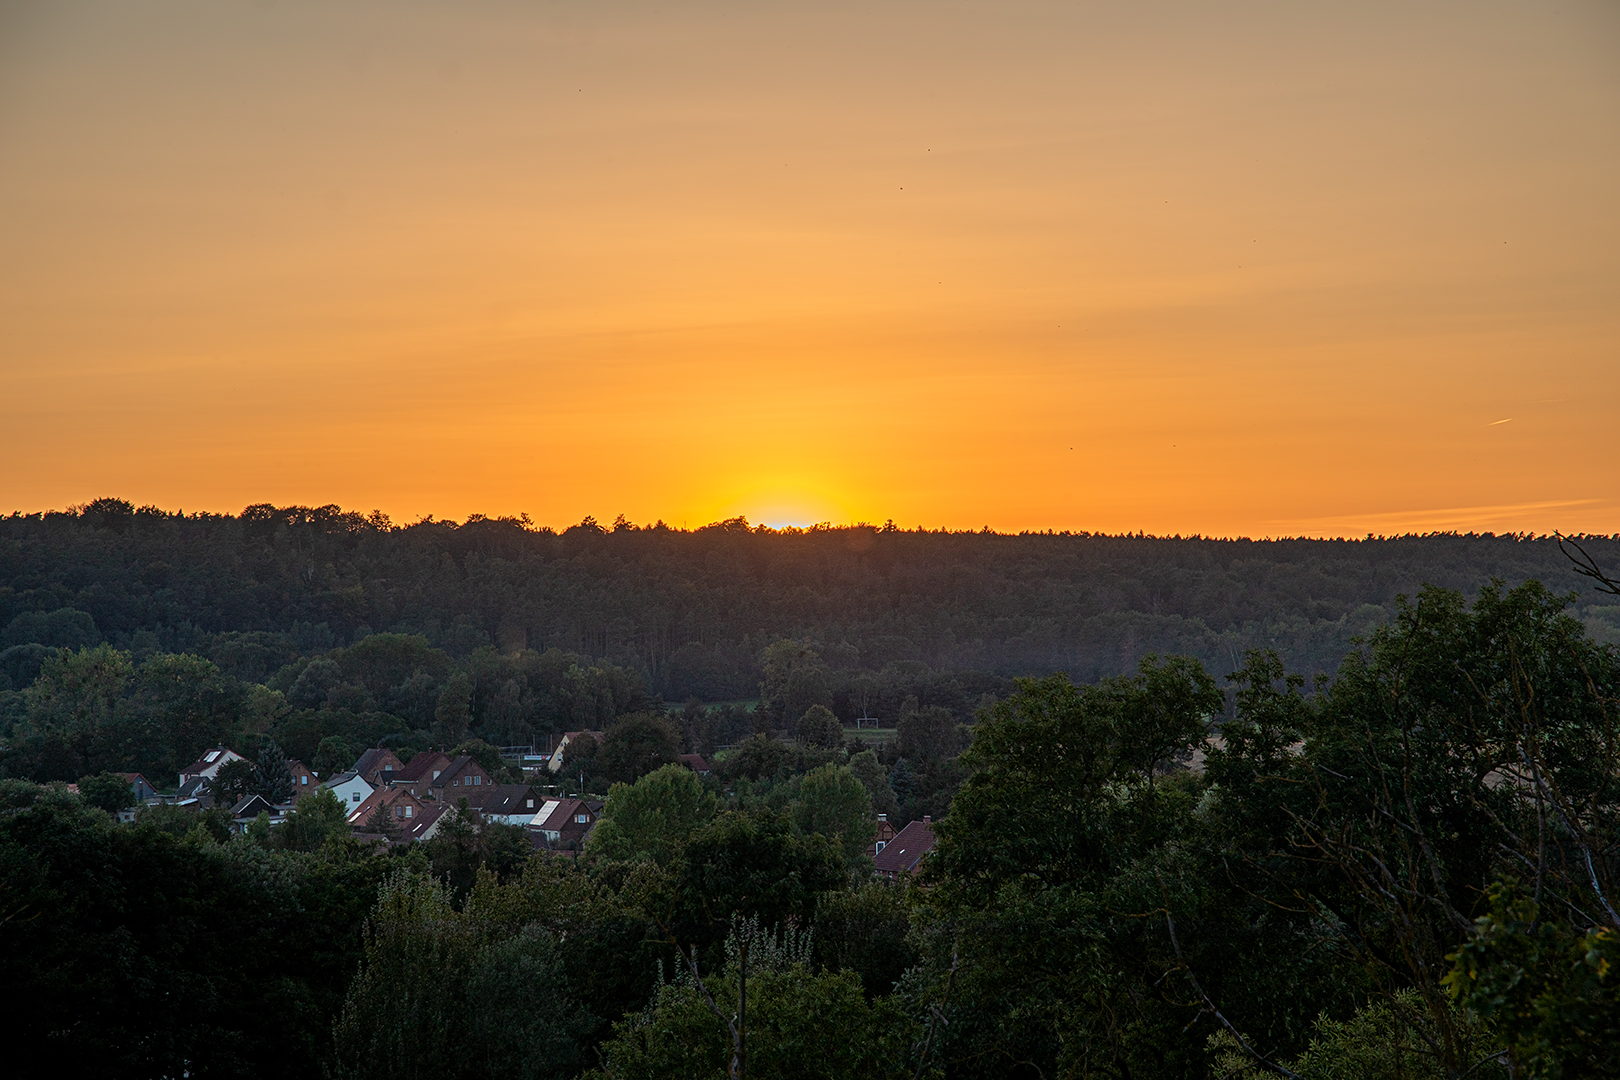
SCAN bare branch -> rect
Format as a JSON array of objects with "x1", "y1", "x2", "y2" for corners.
[
  {"x1": 1156, "y1": 874, "x2": 1305, "y2": 1080},
  {"x1": 1558, "y1": 533, "x2": 1620, "y2": 596},
  {"x1": 913, "y1": 940, "x2": 959, "y2": 1080}
]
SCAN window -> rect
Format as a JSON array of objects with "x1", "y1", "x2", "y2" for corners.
[
  {"x1": 576, "y1": 814, "x2": 588, "y2": 824},
  {"x1": 405, "y1": 805, "x2": 413, "y2": 817},
  {"x1": 474, "y1": 775, "x2": 481, "y2": 786},
  {"x1": 301, "y1": 775, "x2": 308, "y2": 785},
  {"x1": 875, "y1": 841, "x2": 887, "y2": 853},
  {"x1": 432, "y1": 770, "x2": 441, "y2": 780},
  {"x1": 353, "y1": 792, "x2": 361, "y2": 801},
  {"x1": 526, "y1": 799, "x2": 534, "y2": 808}
]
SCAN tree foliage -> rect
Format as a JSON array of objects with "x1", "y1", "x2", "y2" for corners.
[
  {"x1": 595, "y1": 713, "x2": 683, "y2": 787},
  {"x1": 590, "y1": 763, "x2": 718, "y2": 866},
  {"x1": 77, "y1": 770, "x2": 134, "y2": 813},
  {"x1": 332, "y1": 870, "x2": 590, "y2": 1080}
]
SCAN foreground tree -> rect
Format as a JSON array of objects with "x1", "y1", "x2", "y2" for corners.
[
  {"x1": 332, "y1": 870, "x2": 591, "y2": 1080},
  {"x1": 588, "y1": 917, "x2": 919, "y2": 1080},
  {"x1": 589, "y1": 763, "x2": 718, "y2": 865},
  {"x1": 916, "y1": 583, "x2": 1620, "y2": 1080}
]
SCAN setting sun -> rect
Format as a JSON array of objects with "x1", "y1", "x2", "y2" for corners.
[{"x1": 1, "y1": 0, "x2": 1616, "y2": 535}]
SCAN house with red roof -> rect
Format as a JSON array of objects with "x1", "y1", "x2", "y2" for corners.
[
  {"x1": 347, "y1": 785, "x2": 428, "y2": 831},
  {"x1": 429, "y1": 755, "x2": 493, "y2": 802},
  {"x1": 399, "y1": 802, "x2": 455, "y2": 843},
  {"x1": 465, "y1": 783, "x2": 545, "y2": 825},
  {"x1": 391, "y1": 750, "x2": 453, "y2": 799},
  {"x1": 873, "y1": 816, "x2": 936, "y2": 881},
  {"x1": 527, "y1": 797, "x2": 600, "y2": 854},
  {"x1": 351, "y1": 747, "x2": 406, "y2": 787}
]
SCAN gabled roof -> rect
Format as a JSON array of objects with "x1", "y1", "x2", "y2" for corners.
[
  {"x1": 680, "y1": 753, "x2": 712, "y2": 774},
  {"x1": 319, "y1": 769, "x2": 371, "y2": 794},
  {"x1": 531, "y1": 798, "x2": 571, "y2": 832},
  {"x1": 352, "y1": 747, "x2": 403, "y2": 779},
  {"x1": 869, "y1": 816, "x2": 897, "y2": 856},
  {"x1": 531, "y1": 797, "x2": 598, "y2": 833},
  {"x1": 347, "y1": 784, "x2": 423, "y2": 825},
  {"x1": 431, "y1": 755, "x2": 484, "y2": 788},
  {"x1": 873, "y1": 818, "x2": 936, "y2": 876},
  {"x1": 179, "y1": 745, "x2": 245, "y2": 779},
  {"x1": 396, "y1": 750, "x2": 452, "y2": 782},
  {"x1": 400, "y1": 802, "x2": 450, "y2": 842},
  {"x1": 230, "y1": 794, "x2": 275, "y2": 818},
  {"x1": 468, "y1": 784, "x2": 539, "y2": 816},
  {"x1": 529, "y1": 798, "x2": 601, "y2": 853},
  {"x1": 177, "y1": 776, "x2": 210, "y2": 799},
  {"x1": 117, "y1": 772, "x2": 156, "y2": 794}
]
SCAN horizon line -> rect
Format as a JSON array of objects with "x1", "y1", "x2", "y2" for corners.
[{"x1": 6, "y1": 499, "x2": 1617, "y2": 546}]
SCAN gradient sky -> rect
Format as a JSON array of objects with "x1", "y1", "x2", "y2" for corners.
[{"x1": 1, "y1": 0, "x2": 1616, "y2": 535}]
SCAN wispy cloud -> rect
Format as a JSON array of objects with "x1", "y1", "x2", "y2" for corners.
[{"x1": 1268, "y1": 499, "x2": 1607, "y2": 537}]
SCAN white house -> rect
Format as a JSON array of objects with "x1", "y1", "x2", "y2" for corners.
[
  {"x1": 178, "y1": 746, "x2": 247, "y2": 789},
  {"x1": 546, "y1": 730, "x2": 604, "y2": 774},
  {"x1": 319, "y1": 769, "x2": 374, "y2": 810}
]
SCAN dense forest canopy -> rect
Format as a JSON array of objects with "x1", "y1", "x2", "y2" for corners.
[
  {"x1": 5, "y1": 499, "x2": 1616, "y2": 819},
  {"x1": 3, "y1": 577, "x2": 1617, "y2": 1078},
  {"x1": 3, "y1": 499, "x2": 1616, "y2": 695}
]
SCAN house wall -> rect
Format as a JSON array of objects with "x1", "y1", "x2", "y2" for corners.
[{"x1": 327, "y1": 776, "x2": 373, "y2": 809}]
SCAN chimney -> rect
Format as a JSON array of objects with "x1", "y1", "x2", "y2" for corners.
[
  {"x1": 877, "y1": 813, "x2": 887, "y2": 822},
  {"x1": 923, "y1": 815, "x2": 931, "y2": 824}
]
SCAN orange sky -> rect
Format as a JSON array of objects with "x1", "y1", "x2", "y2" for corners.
[{"x1": 1, "y1": 0, "x2": 1616, "y2": 536}]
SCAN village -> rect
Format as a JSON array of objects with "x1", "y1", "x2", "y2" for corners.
[{"x1": 99, "y1": 736, "x2": 937, "y2": 879}]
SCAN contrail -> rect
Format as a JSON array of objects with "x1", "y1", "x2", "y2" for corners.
[{"x1": 1489, "y1": 418, "x2": 1512, "y2": 425}]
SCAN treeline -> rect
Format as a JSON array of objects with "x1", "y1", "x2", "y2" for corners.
[
  {"x1": 3, "y1": 499, "x2": 1617, "y2": 705},
  {"x1": 3, "y1": 578, "x2": 1617, "y2": 1078}
]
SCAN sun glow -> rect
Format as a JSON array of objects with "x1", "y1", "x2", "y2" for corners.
[{"x1": 1, "y1": 1, "x2": 1616, "y2": 535}]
